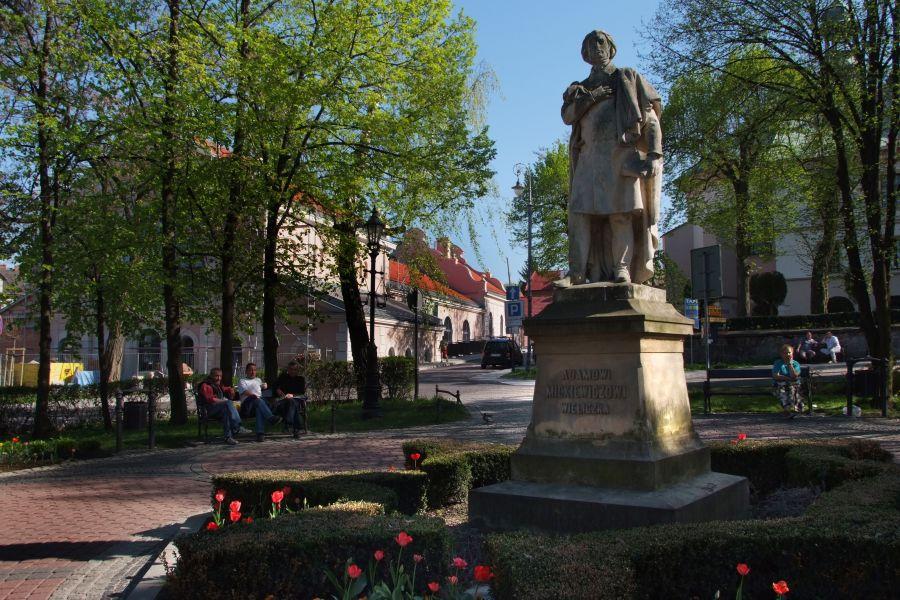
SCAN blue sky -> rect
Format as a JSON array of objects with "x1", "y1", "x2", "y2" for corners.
[{"x1": 437, "y1": 0, "x2": 664, "y2": 283}]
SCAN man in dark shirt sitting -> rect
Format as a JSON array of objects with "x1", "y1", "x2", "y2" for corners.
[
  {"x1": 275, "y1": 360, "x2": 307, "y2": 438},
  {"x1": 197, "y1": 367, "x2": 247, "y2": 444}
]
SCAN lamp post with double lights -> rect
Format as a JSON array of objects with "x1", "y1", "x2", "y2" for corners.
[
  {"x1": 361, "y1": 205, "x2": 386, "y2": 419},
  {"x1": 511, "y1": 164, "x2": 533, "y2": 370}
]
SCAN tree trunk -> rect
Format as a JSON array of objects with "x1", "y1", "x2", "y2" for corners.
[
  {"x1": 105, "y1": 323, "x2": 125, "y2": 383},
  {"x1": 32, "y1": 11, "x2": 55, "y2": 438},
  {"x1": 162, "y1": 0, "x2": 186, "y2": 424},
  {"x1": 94, "y1": 269, "x2": 112, "y2": 430},
  {"x1": 335, "y1": 221, "x2": 370, "y2": 393},
  {"x1": 261, "y1": 210, "x2": 279, "y2": 390},
  {"x1": 731, "y1": 176, "x2": 752, "y2": 317},
  {"x1": 809, "y1": 197, "x2": 838, "y2": 314},
  {"x1": 219, "y1": 0, "x2": 251, "y2": 385}
]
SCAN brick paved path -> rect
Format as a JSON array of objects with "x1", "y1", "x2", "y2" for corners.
[{"x1": 1, "y1": 364, "x2": 897, "y2": 599}]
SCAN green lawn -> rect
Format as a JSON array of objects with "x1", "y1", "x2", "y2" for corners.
[
  {"x1": 36, "y1": 397, "x2": 470, "y2": 456},
  {"x1": 689, "y1": 382, "x2": 896, "y2": 416},
  {"x1": 501, "y1": 368, "x2": 538, "y2": 380}
]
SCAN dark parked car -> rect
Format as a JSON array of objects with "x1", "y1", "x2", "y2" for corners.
[{"x1": 481, "y1": 338, "x2": 524, "y2": 369}]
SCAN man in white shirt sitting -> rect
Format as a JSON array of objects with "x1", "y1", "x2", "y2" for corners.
[
  {"x1": 819, "y1": 332, "x2": 842, "y2": 363},
  {"x1": 238, "y1": 362, "x2": 280, "y2": 441}
]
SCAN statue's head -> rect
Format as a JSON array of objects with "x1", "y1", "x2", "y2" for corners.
[{"x1": 581, "y1": 30, "x2": 617, "y2": 67}]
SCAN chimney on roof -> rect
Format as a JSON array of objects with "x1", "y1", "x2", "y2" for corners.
[
  {"x1": 451, "y1": 245, "x2": 464, "y2": 261},
  {"x1": 436, "y1": 237, "x2": 452, "y2": 258}
]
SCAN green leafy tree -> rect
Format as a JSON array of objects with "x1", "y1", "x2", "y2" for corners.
[
  {"x1": 749, "y1": 271, "x2": 788, "y2": 316},
  {"x1": 649, "y1": 0, "x2": 898, "y2": 394},
  {"x1": 660, "y1": 52, "x2": 800, "y2": 316},
  {"x1": 505, "y1": 140, "x2": 569, "y2": 273},
  {"x1": 0, "y1": 0, "x2": 105, "y2": 436}
]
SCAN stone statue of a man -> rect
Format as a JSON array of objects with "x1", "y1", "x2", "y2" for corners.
[{"x1": 561, "y1": 30, "x2": 662, "y2": 285}]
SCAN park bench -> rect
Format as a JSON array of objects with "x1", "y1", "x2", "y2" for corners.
[
  {"x1": 702, "y1": 367, "x2": 813, "y2": 415},
  {"x1": 193, "y1": 385, "x2": 220, "y2": 443}
]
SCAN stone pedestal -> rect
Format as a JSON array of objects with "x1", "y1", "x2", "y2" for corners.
[{"x1": 469, "y1": 283, "x2": 748, "y2": 533}]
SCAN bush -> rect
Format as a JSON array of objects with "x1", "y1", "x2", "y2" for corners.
[
  {"x1": 306, "y1": 360, "x2": 355, "y2": 403},
  {"x1": 211, "y1": 469, "x2": 428, "y2": 516},
  {"x1": 420, "y1": 453, "x2": 471, "y2": 508},
  {"x1": 726, "y1": 309, "x2": 900, "y2": 331},
  {"x1": 486, "y1": 439, "x2": 900, "y2": 600},
  {"x1": 749, "y1": 271, "x2": 787, "y2": 316},
  {"x1": 169, "y1": 503, "x2": 452, "y2": 600},
  {"x1": 401, "y1": 439, "x2": 515, "y2": 507},
  {"x1": 380, "y1": 356, "x2": 415, "y2": 400}
]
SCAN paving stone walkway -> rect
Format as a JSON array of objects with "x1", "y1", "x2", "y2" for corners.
[{"x1": 1, "y1": 364, "x2": 898, "y2": 599}]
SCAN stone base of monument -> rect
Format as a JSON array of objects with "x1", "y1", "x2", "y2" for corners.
[
  {"x1": 468, "y1": 282, "x2": 749, "y2": 533},
  {"x1": 469, "y1": 472, "x2": 747, "y2": 533}
]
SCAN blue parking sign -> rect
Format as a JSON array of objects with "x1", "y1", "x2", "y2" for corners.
[
  {"x1": 506, "y1": 287, "x2": 520, "y2": 301},
  {"x1": 506, "y1": 300, "x2": 522, "y2": 318}
]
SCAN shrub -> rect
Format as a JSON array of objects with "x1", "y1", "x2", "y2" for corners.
[
  {"x1": 420, "y1": 453, "x2": 471, "y2": 508},
  {"x1": 401, "y1": 440, "x2": 516, "y2": 507},
  {"x1": 169, "y1": 503, "x2": 452, "y2": 600},
  {"x1": 749, "y1": 271, "x2": 787, "y2": 316},
  {"x1": 211, "y1": 469, "x2": 428, "y2": 516},
  {"x1": 725, "y1": 309, "x2": 900, "y2": 331},
  {"x1": 306, "y1": 361, "x2": 355, "y2": 403},
  {"x1": 487, "y1": 439, "x2": 900, "y2": 600},
  {"x1": 380, "y1": 356, "x2": 415, "y2": 401}
]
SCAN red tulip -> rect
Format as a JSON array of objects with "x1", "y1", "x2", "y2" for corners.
[
  {"x1": 410, "y1": 453, "x2": 421, "y2": 461},
  {"x1": 229, "y1": 500, "x2": 241, "y2": 513},
  {"x1": 772, "y1": 580, "x2": 790, "y2": 595},
  {"x1": 206, "y1": 522, "x2": 219, "y2": 531},
  {"x1": 214, "y1": 490, "x2": 225, "y2": 503},
  {"x1": 447, "y1": 575, "x2": 458, "y2": 585},
  {"x1": 229, "y1": 510, "x2": 241, "y2": 523},
  {"x1": 736, "y1": 563, "x2": 750, "y2": 577},
  {"x1": 243, "y1": 516, "x2": 253, "y2": 524},
  {"x1": 374, "y1": 550, "x2": 384, "y2": 561},
  {"x1": 731, "y1": 439, "x2": 738, "y2": 445},
  {"x1": 388, "y1": 465, "x2": 397, "y2": 472},
  {"x1": 347, "y1": 564, "x2": 362, "y2": 579},
  {"x1": 395, "y1": 531, "x2": 413, "y2": 547},
  {"x1": 413, "y1": 553, "x2": 424, "y2": 563},
  {"x1": 11, "y1": 437, "x2": 19, "y2": 443},
  {"x1": 452, "y1": 556, "x2": 467, "y2": 569},
  {"x1": 271, "y1": 490, "x2": 284, "y2": 504},
  {"x1": 474, "y1": 565, "x2": 494, "y2": 582},
  {"x1": 282, "y1": 485, "x2": 291, "y2": 496},
  {"x1": 737, "y1": 433, "x2": 748, "y2": 441},
  {"x1": 427, "y1": 582, "x2": 440, "y2": 593}
]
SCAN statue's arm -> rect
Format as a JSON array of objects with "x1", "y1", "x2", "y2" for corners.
[{"x1": 643, "y1": 107, "x2": 663, "y2": 159}]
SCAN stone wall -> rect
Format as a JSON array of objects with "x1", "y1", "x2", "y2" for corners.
[{"x1": 684, "y1": 326, "x2": 900, "y2": 365}]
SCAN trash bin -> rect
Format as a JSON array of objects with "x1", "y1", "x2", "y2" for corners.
[{"x1": 123, "y1": 401, "x2": 147, "y2": 430}]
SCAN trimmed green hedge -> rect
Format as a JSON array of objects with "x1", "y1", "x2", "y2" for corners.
[
  {"x1": 169, "y1": 503, "x2": 452, "y2": 599},
  {"x1": 725, "y1": 309, "x2": 900, "y2": 331},
  {"x1": 211, "y1": 469, "x2": 428, "y2": 516},
  {"x1": 487, "y1": 440, "x2": 900, "y2": 599},
  {"x1": 402, "y1": 439, "x2": 516, "y2": 507}
]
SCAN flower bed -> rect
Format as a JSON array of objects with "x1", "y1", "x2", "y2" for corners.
[
  {"x1": 210, "y1": 469, "x2": 429, "y2": 516},
  {"x1": 486, "y1": 439, "x2": 900, "y2": 599},
  {"x1": 169, "y1": 503, "x2": 453, "y2": 599}
]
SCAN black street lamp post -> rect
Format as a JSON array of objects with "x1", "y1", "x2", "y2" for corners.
[
  {"x1": 362, "y1": 206, "x2": 385, "y2": 419},
  {"x1": 512, "y1": 165, "x2": 533, "y2": 370}
]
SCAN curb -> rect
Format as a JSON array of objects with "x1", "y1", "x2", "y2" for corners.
[{"x1": 123, "y1": 513, "x2": 208, "y2": 600}]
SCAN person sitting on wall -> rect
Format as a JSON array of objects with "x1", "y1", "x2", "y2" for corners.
[
  {"x1": 795, "y1": 331, "x2": 819, "y2": 363},
  {"x1": 819, "y1": 331, "x2": 842, "y2": 363},
  {"x1": 197, "y1": 367, "x2": 247, "y2": 445},
  {"x1": 237, "y1": 362, "x2": 281, "y2": 442},
  {"x1": 275, "y1": 360, "x2": 308, "y2": 439},
  {"x1": 773, "y1": 344, "x2": 803, "y2": 417}
]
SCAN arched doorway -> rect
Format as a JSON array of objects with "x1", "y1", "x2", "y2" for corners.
[
  {"x1": 487, "y1": 312, "x2": 494, "y2": 338},
  {"x1": 462, "y1": 320, "x2": 471, "y2": 342},
  {"x1": 443, "y1": 317, "x2": 453, "y2": 343}
]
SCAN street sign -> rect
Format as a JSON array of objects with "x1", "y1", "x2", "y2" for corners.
[
  {"x1": 690, "y1": 245, "x2": 723, "y2": 300},
  {"x1": 506, "y1": 300, "x2": 523, "y2": 318},
  {"x1": 683, "y1": 298, "x2": 700, "y2": 329},
  {"x1": 506, "y1": 286, "x2": 520, "y2": 301}
]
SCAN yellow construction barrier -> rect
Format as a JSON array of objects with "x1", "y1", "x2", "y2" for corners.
[{"x1": 16, "y1": 362, "x2": 84, "y2": 386}]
